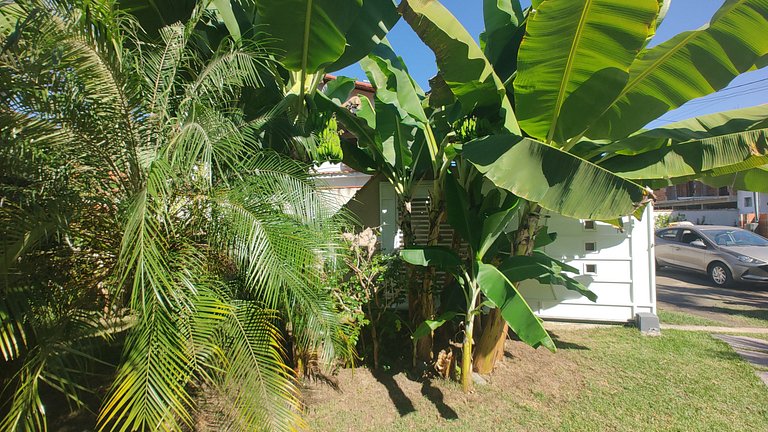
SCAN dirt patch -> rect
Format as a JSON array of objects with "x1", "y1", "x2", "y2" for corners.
[{"x1": 304, "y1": 334, "x2": 587, "y2": 432}]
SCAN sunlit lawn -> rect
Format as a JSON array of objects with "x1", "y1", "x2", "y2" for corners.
[{"x1": 306, "y1": 327, "x2": 768, "y2": 432}]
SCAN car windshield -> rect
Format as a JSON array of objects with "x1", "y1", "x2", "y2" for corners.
[{"x1": 701, "y1": 229, "x2": 768, "y2": 247}]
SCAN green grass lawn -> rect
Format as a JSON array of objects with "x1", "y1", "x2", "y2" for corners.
[
  {"x1": 657, "y1": 309, "x2": 727, "y2": 326},
  {"x1": 658, "y1": 306, "x2": 768, "y2": 328},
  {"x1": 306, "y1": 327, "x2": 768, "y2": 431},
  {"x1": 720, "y1": 307, "x2": 768, "y2": 328}
]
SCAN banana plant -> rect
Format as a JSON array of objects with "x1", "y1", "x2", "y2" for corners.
[
  {"x1": 207, "y1": 0, "x2": 400, "y2": 100},
  {"x1": 402, "y1": 0, "x2": 768, "y2": 371},
  {"x1": 401, "y1": 162, "x2": 596, "y2": 392},
  {"x1": 118, "y1": 0, "x2": 400, "y2": 161},
  {"x1": 314, "y1": 39, "x2": 455, "y2": 362}
]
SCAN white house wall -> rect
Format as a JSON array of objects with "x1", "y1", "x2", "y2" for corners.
[
  {"x1": 379, "y1": 182, "x2": 656, "y2": 323},
  {"x1": 519, "y1": 207, "x2": 656, "y2": 322}
]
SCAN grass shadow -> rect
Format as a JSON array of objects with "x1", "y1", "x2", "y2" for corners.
[
  {"x1": 371, "y1": 369, "x2": 416, "y2": 417},
  {"x1": 549, "y1": 331, "x2": 591, "y2": 351},
  {"x1": 420, "y1": 380, "x2": 458, "y2": 420},
  {"x1": 503, "y1": 330, "x2": 590, "y2": 359},
  {"x1": 708, "y1": 307, "x2": 768, "y2": 326}
]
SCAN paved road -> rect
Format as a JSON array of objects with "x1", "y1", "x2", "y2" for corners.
[{"x1": 656, "y1": 267, "x2": 768, "y2": 326}]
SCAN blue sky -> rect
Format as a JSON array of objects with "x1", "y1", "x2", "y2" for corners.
[{"x1": 337, "y1": 0, "x2": 768, "y2": 128}]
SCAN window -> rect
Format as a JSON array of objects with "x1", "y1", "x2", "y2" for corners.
[
  {"x1": 680, "y1": 229, "x2": 703, "y2": 245},
  {"x1": 585, "y1": 242, "x2": 597, "y2": 252},
  {"x1": 656, "y1": 229, "x2": 679, "y2": 240},
  {"x1": 585, "y1": 264, "x2": 598, "y2": 274},
  {"x1": 744, "y1": 197, "x2": 753, "y2": 208},
  {"x1": 584, "y1": 220, "x2": 596, "y2": 230}
]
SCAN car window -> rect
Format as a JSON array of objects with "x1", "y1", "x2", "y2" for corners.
[
  {"x1": 680, "y1": 229, "x2": 704, "y2": 245},
  {"x1": 701, "y1": 229, "x2": 768, "y2": 246},
  {"x1": 657, "y1": 229, "x2": 679, "y2": 240}
]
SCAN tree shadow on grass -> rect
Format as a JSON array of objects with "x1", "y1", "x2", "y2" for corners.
[
  {"x1": 421, "y1": 380, "x2": 458, "y2": 420},
  {"x1": 707, "y1": 306, "x2": 768, "y2": 326},
  {"x1": 371, "y1": 369, "x2": 416, "y2": 417},
  {"x1": 503, "y1": 330, "x2": 590, "y2": 359},
  {"x1": 549, "y1": 331, "x2": 591, "y2": 351}
]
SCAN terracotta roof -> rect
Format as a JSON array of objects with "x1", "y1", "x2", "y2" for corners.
[{"x1": 323, "y1": 74, "x2": 375, "y2": 93}]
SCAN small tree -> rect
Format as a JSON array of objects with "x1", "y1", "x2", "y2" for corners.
[{"x1": 332, "y1": 228, "x2": 407, "y2": 370}]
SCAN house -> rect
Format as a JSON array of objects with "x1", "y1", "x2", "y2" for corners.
[
  {"x1": 654, "y1": 181, "x2": 767, "y2": 235},
  {"x1": 737, "y1": 191, "x2": 768, "y2": 236},
  {"x1": 315, "y1": 76, "x2": 657, "y2": 324}
]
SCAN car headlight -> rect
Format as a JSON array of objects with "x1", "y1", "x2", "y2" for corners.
[{"x1": 737, "y1": 255, "x2": 765, "y2": 264}]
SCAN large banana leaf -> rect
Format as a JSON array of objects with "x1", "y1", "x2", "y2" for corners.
[
  {"x1": 480, "y1": 0, "x2": 526, "y2": 81},
  {"x1": 498, "y1": 252, "x2": 597, "y2": 302},
  {"x1": 323, "y1": 40, "x2": 441, "y2": 189},
  {"x1": 326, "y1": 1, "x2": 401, "y2": 72},
  {"x1": 702, "y1": 164, "x2": 768, "y2": 193},
  {"x1": 514, "y1": 0, "x2": 658, "y2": 144},
  {"x1": 444, "y1": 171, "x2": 521, "y2": 260},
  {"x1": 599, "y1": 107, "x2": 768, "y2": 182},
  {"x1": 463, "y1": 135, "x2": 652, "y2": 220},
  {"x1": 476, "y1": 262, "x2": 555, "y2": 352},
  {"x1": 584, "y1": 0, "x2": 768, "y2": 141},
  {"x1": 399, "y1": 0, "x2": 519, "y2": 133},
  {"x1": 594, "y1": 105, "x2": 768, "y2": 157},
  {"x1": 444, "y1": 171, "x2": 480, "y2": 252},
  {"x1": 359, "y1": 41, "x2": 431, "y2": 174},
  {"x1": 401, "y1": 246, "x2": 463, "y2": 270},
  {"x1": 360, "y1": 41, "x2": 428, "y2": 125},
  {"x1": 254, "y1": 0, "x2": 398, "y2": 73}
]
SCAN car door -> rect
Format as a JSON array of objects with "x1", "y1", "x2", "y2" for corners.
[
  {"x1": 655, "y1": 228, "x2": 680, "y2": 266},
  {"x1": 675, "y1": 228, "x2": 715, "y2": 272}
]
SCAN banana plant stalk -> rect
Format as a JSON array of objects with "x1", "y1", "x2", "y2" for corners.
[{"x1": 402, "y1": 161, "x2": 597, "y2": 392}]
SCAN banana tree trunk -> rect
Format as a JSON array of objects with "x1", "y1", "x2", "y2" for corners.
[
  {"x1": 414, "y1": 194, "x2": 444, "y2": 362},
  {"x1": 461, "y1": 319, "x2": 474, "y2": 392},
  {"x1": 398, "y1": 197, "x2": 428, "y2": 365},
  {"x1": 461, "y1": 284, "x2": 480, "y2": 393},
  {"x1": 473, "y1": 202, "x2": 541, "y2": 374}
]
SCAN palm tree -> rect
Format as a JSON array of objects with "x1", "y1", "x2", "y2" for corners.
[{"x1": 0, "y1": 1, "x2": 345, "y2": 430}]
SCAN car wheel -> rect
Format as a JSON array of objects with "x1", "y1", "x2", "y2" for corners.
[{"x1": 708, "y1": 262, "x2": 732, "y2": 287}]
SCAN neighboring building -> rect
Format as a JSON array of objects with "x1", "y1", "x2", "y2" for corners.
[
  {"x1": 654, "y1": 181, "x2": 737, "y2": 210},
  {"x1": 314, "y1": 162, "x2": 372, "y2": 213},
  {"x1": 654, "y1": 181, "x2": 738, "y2": 226},
  {"x1": 737, "y1": 191, "x2": 768, "y2": 236},
  {"x1": 653, "y1": 181, "x2": 767, "y2": 235}
]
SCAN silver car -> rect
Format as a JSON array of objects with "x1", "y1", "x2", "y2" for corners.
[{"x1": 655, "y1": 224, "x2": 768, "y2": 287}]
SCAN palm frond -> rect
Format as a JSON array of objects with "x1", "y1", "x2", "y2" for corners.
[{"x1": 213, "y1": 303, "x2": 304, "y2": 431}]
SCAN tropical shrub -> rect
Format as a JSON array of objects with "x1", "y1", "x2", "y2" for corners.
[
  {"x1": 328, "y1": 228, "x2": 408, "y2": 370},
  {"x1": 0, "y1": 1, "x2": 344, "y2": 430}
]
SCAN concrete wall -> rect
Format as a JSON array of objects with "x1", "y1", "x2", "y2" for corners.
[{"x1": 656, "y1": 209, "x2": 740, "y2": 227}]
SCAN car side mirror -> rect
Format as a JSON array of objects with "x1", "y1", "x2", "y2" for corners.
[{"x1": 691, "y1": 239, "x2": 707, "y2": 249}]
